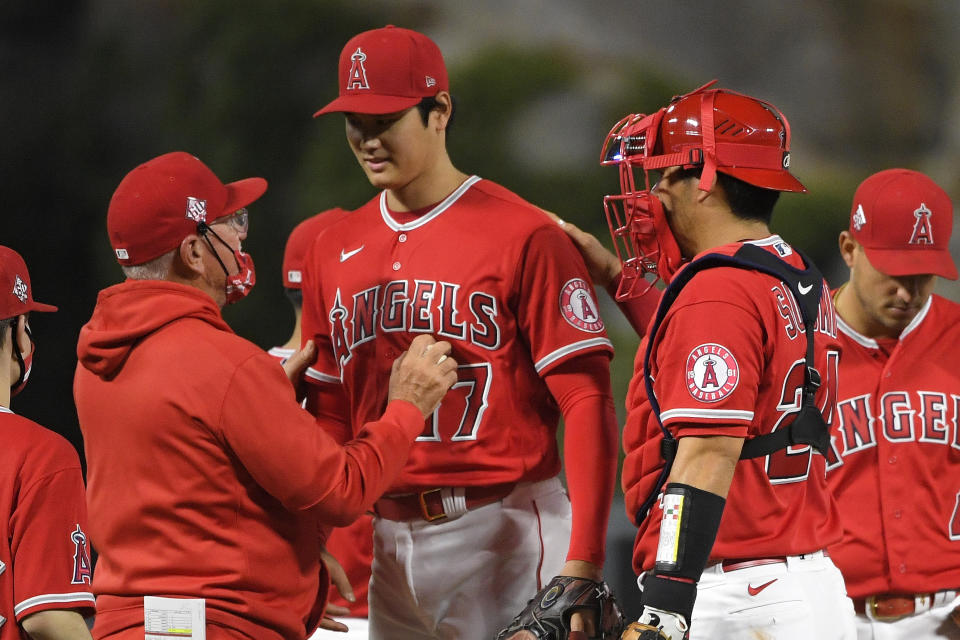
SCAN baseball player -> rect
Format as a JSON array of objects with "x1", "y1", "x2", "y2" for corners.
[
  {"x1": 74, "y1": 151, "x2": 457, "y2": 640},
  {"x1": 827, "y1": 169, "x2": 960, "y2": 639},
  {"x1": 0, "y1": 246, "x2": 95, "y2": 640},
  {"x1": 270, "y1": 208, "x2": 375, "y2": 640},
  {"x1": 305, "y1": 25, "x2": 619, "y2": 639},
  {"x1": 597, "y1": 84, "x2": 855, "y2": 640}
]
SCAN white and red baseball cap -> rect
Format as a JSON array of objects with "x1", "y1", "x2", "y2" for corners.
[
  {"x1": 0, "y1": 246, "x2": 57, "y2": 320},
  {"x1": 282, "y1": 208, "x2": 349, "y2": 289},
  {"x1": 107, "y1": 151, "x2": 267, "y2": 266},
  {"x1": 314, "y1": 25, "x2": 448, "y2": 116},
  {"x1": 849, "y1": 168, "x2": 957, "y2": 280}
]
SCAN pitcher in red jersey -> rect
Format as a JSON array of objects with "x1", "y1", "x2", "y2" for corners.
[{"x1": 308, "y1": 25, "x2": 619, "y2": 640}]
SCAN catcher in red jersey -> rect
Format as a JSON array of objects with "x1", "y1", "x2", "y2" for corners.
[
  {"x1": 307, "y1": 25, "x2": 620, "y2": 640},
  {"x1": 827, "y1": 169, "x2": 960, "y2": 639},
  {"x1": 597, "y1": 83, "x2": 855, "y2": 640},
  {"x1": 270, "y1": 208, "x2": 375, "y2": 640},
  {"x1": 0, "y1": 246, "x2": 94, "y2": 640}
]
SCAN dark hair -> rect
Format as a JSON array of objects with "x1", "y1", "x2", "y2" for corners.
[
  {"x1": 673, "y1": 167, "x2": 781, "y2": 224},
  {"x1": 0, "y1": 317, "x2": 14, "y2": 350},
  {"x1": 283, "y1": 287, "x2": 303, "y2": 310},
  {"x1": 416, "y1": 95, "x2": 456, "y2": 137}
]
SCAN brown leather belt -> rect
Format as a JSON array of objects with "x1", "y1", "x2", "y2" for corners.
[
  {"x1": 720, "y1": 550, "x2": 828, "y2": 573},
  {"x1": 374, "y1": 483, "x2": 515, "y2": 522},
  {"x1": 852, "y1": 592, "x2": 954, "y2": 621}
]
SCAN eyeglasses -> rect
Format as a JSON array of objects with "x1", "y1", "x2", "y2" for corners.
[{"x1": 212, "y1": 208, "x2": 249, "y2": 234}]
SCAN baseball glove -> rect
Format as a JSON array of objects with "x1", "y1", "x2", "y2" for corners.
[
  {"x1": 619, "y1": 607, "x2": 689, "y2": 640},
  {"x1": 496, "y1": 575, "x2": 624, "y2": 640}
]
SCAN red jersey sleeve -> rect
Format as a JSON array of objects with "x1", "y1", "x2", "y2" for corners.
[
  {"x1": 10, "y1": 440, "x2": 95, "y2": 621},
  {"x1": 301, "y1": 233, "x2": 341, "y2": 387},
  {"x1": 651, "y1": 272, "x2": 766, "y2": 439},
  {"x1": 516, "y1": 226, "x2": 613, "y2": 373}
]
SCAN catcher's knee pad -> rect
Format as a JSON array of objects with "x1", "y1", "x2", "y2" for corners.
[{"x1": 496, "y1": 575, "x2": 624, "y2": 640}]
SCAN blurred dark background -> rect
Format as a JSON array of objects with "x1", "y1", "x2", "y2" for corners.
[{"x1": 5, "y1": 0, "x2": 960, "y2": 616}]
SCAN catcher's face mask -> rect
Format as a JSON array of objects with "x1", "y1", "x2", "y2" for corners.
[{"x1": 600, "y1": 80, "x2": 806, "y2": 298}]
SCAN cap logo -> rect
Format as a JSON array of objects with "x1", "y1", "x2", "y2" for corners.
[
  {"x1": 12, "y1": 275, "x2": 27, "y2": 303},
  {"x1": 909, "y1": 203, "x2": 935, "y2": 245},
  {"x1": 782, "y1": 152, "x2": 791, "y2": 169},
  {"x1": 425, "y1": 75, "x2": 436, "y2": 88},
  {"x1": 852, "y1": 204, "x2": 866, "y2": 231},
  {"x1": 346, "y1": 47, "x2": 370, "y2": 91},
  {"x1": 185, "y1": 196, "x2": 207, "y2": 223},
  {"x1": 115, "y1": 248, "x2": 129, "y2": 260}
]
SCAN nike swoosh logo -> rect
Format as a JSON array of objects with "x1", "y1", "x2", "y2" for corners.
[
  {"x1": 339, "y1": 245, "x2": 364, "y2": 262},
  {"x1": 797, "y1": 282, "x2": 813, "y2": 295},
  {"x1": 747, "y1": 579, "x2": 778, "y2": 596}
]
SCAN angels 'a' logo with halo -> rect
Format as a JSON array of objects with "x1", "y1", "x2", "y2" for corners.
[
  {"x1": 347, "y1": 47, "x2": 370, "y2": 90},
  {"x1": 559, "y1": 278, "x2": 604, "y2": 333},
  {"x1": 685, "y1": 343, "x2": 739, "y2": 403}
]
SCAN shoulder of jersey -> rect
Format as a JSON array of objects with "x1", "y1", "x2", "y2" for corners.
[
  {"x1": 0, "y1": 411, "x2": 82, "y2": 467},
  {"x1": 466, "y1": 179, "x2": 567, "y2": 231}
]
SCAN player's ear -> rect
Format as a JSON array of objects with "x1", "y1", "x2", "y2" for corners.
[
  {"x1": 176, "y1": 234, "x2": 207, "y2": 277},
  {"x1": 838, "y1": 231, "x2": 857, "y2": 269},
  {"x1": 432, "y1": 91, "x2": 452, "y2": 132}
]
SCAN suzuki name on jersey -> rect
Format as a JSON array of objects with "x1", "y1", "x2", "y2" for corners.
[{"x1": 328, "y1": 280, "x2": 500, "y2": 368}]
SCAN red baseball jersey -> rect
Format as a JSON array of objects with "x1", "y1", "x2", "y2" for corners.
[
  {"x1": 302, "y1": 176, "x2": 613, "y2": 490},
  {"x1": 0, "y1": 407, "x2": 94, "y2": 636},
  {"x1": 622, "y1": 236, "x2": 844, "y2": 572},
  {"x1": 826, "y1": 294, "x2": 960, "y2": 598}
]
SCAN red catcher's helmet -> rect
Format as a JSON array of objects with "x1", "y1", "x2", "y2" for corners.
[{"x1": 600, "y1": 81, "x2": 806, "y2": 298}]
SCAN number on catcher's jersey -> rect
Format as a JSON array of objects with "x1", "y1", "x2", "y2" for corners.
[
  {"x1": 766, "y1": 350, "x2": 839, "y2": 484},
  {"x1": 418, "y1": 363, "x2": 492, "y2": 442}
]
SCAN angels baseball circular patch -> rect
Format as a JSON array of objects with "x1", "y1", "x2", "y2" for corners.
[
  {"x1": 686, "y1": 343, "x2": 739, "y2": 402},
  {"x1": 559, "y1": 278, "x2": 604, "y2": 333}
]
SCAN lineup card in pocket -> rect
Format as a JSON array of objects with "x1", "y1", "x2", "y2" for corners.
[{"x1": 144, "y1": 596, "x2": 205, "y2": 640}]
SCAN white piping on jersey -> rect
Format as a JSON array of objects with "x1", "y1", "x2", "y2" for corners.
[
  {"x1": 306, "y1": 366, "x2": 341, "y2": 384},
  {"x1": 14, "y1": 591, "x2": 95, "y2": 616},
  {"x1": 743, "y1": 234, "x2": 784, "y2": 247},
  {"x1": 267, "y1": 347, "x2": 295, "y2": 360},
  {"x1": 0, "y1": 406, "x2": 11, "y2": 414},
  {"x1": 660, "y1": 408, "x2": 755, "y2": 422},
  {"x1": 836, "y1": 295, "x2": 932, "y2": 347},
  {"x1": 534, "y1": 337, "x2": 614, "y2": 373},
  {"x1": 379, "y1": 175, "x2": 482, "y2": 232}
]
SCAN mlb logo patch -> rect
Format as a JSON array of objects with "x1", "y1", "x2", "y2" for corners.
[
  {"x1": 12, "y1": 275, "x2": 27, "y2": 303},
  {"x1": 185, "y1": 196, "x2": 207, "y2": 223},
  {"x1": 287, "y1": 270, "x2": 302, "y2": 284}
]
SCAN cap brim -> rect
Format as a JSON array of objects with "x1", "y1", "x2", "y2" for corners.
[
  {"x1": 28, "y1": 301, "x2": 58, "y2": 313},
  {"x1": 218, "y1": 177, "x2": 268, "y2": 221},
  {"x1": 720, "y1": 167, "x2": 807, "y2": 193},
  {"x1": 862, "y1": 246, "x2": 959, "y2": 280},
  {"x1": 313, "y1": 94, "x2": 422, "y2": 117}
]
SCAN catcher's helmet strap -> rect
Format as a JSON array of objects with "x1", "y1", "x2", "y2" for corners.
[{"x1": 635, "y1": 243, "x2": 830, "y2": 522}]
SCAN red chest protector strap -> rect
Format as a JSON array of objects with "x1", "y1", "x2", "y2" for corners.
[{"x1": 636, "y1": 243, "x2": 830, "y2": 522}]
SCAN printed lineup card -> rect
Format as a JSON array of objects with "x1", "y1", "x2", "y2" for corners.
[{"x1": 144, "y1": 596, "x2": 205, "y2": 640}]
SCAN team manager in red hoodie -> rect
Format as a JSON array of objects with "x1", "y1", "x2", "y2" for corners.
[{"x1": 74, "y1": 152, "x2": 458, "y2": 640}]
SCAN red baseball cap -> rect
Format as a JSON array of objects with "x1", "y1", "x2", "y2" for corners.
[
  {"x1": 107, "y1": 152, "x2": 268, "y2": 266},
  {"x1": 849, "y1": 168, "x2": 957, "y2": 280},
  {"x1": 0, "y1": 246, "x2": 57, "y2": 320},
  {"x1": 313, "y1": 25, "x2": 448, "y2": 116},
  {"x1": 282, "y1": 208, "x2": 349, "y2": 289}
]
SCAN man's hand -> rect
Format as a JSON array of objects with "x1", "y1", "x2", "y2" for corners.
[
  {"x1": 541, "y1": 210, "x2": 622, "y2": 289},
  {"x1": 282, "y1": 339, "x2": 316, "y2": 399},
  {"x1": 620, "y1": 607, "x2": 689, "y2": 640},
  {"x1": 388, "y1": 334, "x2": 458, "y2": 417},
  {"x1": 318, "y1": 547, "x2": 354, "y2": 633}
]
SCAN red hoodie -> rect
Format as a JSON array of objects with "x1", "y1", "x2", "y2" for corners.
[{"x1": 75, "y1": 280, "x2": 425, "y2": 640}]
